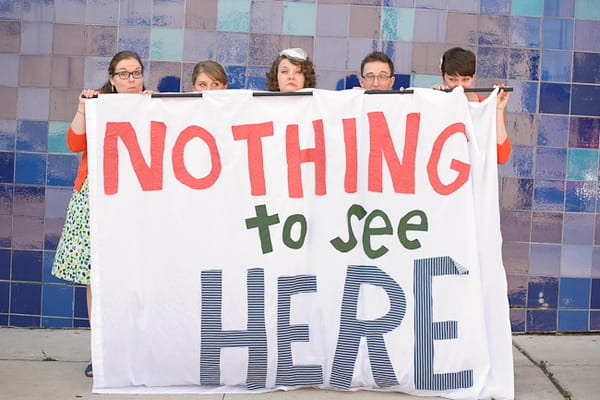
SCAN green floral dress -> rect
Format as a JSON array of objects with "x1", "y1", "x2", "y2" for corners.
[{"x1": 52, "y1": 179, "x2": 91, "y2": 285}]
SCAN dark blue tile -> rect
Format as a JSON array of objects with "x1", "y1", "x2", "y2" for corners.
[
  {"x1": 592, "y1": 279, "x2": 600, "y2": 309},
  {"x1": 565, "y1": 181, "x2": 597, "y2": 212},
  {"x1": 558, "y1": 310, "x2": 588, "y2": 332},
  {"x1": 11, "y1": 250, "x2": 42, "y2": 282},
  {"x1": 46, "y1": 154, "x2": 79, "y2": 187},
  {"x1": 44, "y1": 217, "x2": 63, "y2": 250},
  {"x1": 0, "y1": 152, "x2": 15, "y2": 183},
  {"x1": 542, "y1": 18, "x2": 573, "y2": 50},
  {"x1": 43, "y1": 251, "x2": 63, "y2": 284},
  {"x1": 541, "y1": 50, "x2": 572, "y2": 82},
  {"x1": 0, "y1": 282, "x2": 8, "y2": 313},
  {"x1": 0, "y1": 120, "x2": 17, "y2": 151},
  {"x1": 533, "y1": 179, "x2": 565, "y2": 211},
  {"x1": 535, "y1": 147, "x2": 566, "y2": 179},
  {"x1": 539, "y1": 83, "x2": 571, "y2": 114},
  {"x1": 16, "y1": 120, "x2": 48, "y2": 152},
  {"x1": 477, "y1": 46, "x2": 508, "y2": 78},
  {"x1": 527, "y1": 309, "x2": 557, "y2": 332},
  {"x1": 9, "y1": 314, "x2": 40, "y2": 327},
  {"x1": 569, "y1": 117, "x2": 600, "y2": 149},
  {"x1": 0, "y1": 249, "x2": 9, "y2": 280},
  {"x1": 73, "y1": 318, "x2": 89, "y2": 328},
  {"x1": 74, "y1": 285, "x2": 88, "y2": 319},
  {"x1": 0, "y1": 314, "x2": 7, "y2": 326},
  {"x1": 572, "y1": 85, "x2": 600, "y2": 117},
  {"x1": 480, "y1": 0, "x2": 510, "y2": 14},
  {"x1": 42, "y1": 285, "x2": 74, "y2": 318},
  {"x1": 510, "y1": 309, "x2": 526, "y2": 333},
  {"x1": 13, "y1": 185, "x2": 45, "y2": 217},
  {"x1": 509, "y1": 48, "x2": 539, "y2": 80},
  {"x1": 246, "y1": 66, "x2": 268, "y2": 90},
  {"x1": 573, "y1": 52, "x2": 600, "y2": 84},
  {"x1": 559, "y1": 277, "x2": 590, "y2": 308},
  {"x1": 527, "y1": 277, "x2": 559, "y2": 308},
  {"x1": 225, "y1": 65, "x2": 247, "y2": 89},
  {"x1": 14, "y1": 153, "x2": 46, "y2": 185},
  {"x1": 42, "y1": 317, "x2": 73, "y2": 328},
  {"x1": 537, "y1": 115, "x2": 569, "y2": 147},
  {"x1": 508, "y1": 274, "x2": 527, "y2": 306},
  {"x1": 10, "y1": 282, "x2": 41, "y2": 315},
  {"x1": 544, "y1": 0, "x2": 574, "y2": 17},
  {"x1": 591, "y1": 311, "x2": 600, "y2": 330},
  {"x1": 0, "y1": 183, "x2": 13, "y2": 215}
]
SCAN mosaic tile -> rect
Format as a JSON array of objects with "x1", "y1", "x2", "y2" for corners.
[
  {"x1": 349, "y1": 5, "x2": 380, "y2": 39},
  {"x1": 381, "y1": 7, "x2": 414, "y2": 41},
  {"x1": 19, "y1": 55, "x2": 51, "y2": 87},
  {"x1": 118, "y1": 26, "x2": 151, "y2": 59},
  {"x1": 572, "y1": 85, "x2": 600, "y2": 117},
  {"x1": 574, "y1": 20, "x2": 600, "y2": 52},
  {"x1": 216, "y1": 32, "x2": 249, "y2": 65},
  {"x1": 18, "y1": 88, "x2": 50, "y2": 121},
  {"x1": 527, "y1": 276, "x2": 558, "y2": 308},
  {"x1": 560, "y1": 277, "x2": 591, "y2": 308},
  {"x1": 563, "y1": 212, "x2": 595, "y2": 244},
  {"x1": 594, "y1": 247, "x2": 600, "y2": 277},
  {"x1": 86, "y1": 26, "x2": 118, "y2": 57},
  {"x1": 49, "y1": 88, "x2": 84, "y2": 121},
  {"x1": 500, "y1": 144, "x2": 533, "y2": 178},
  {"x1": 535, "y1": 147, "x2": 566, "y2": 179},
  {"x1": 561, "y1": 245, "x2": 593, "y2": 277},
  {"x1": 533, "y1": 179, "x2": 565, "y2": 211},
  {"x1": 316, "y1": 4, "x2": 348, "y2": 37},
  {"x1": 593, "y1": 279, "x2": 600, "y2": 307},
  {"x1": 539, "y1": 82, "x2": 570, "y2": 115},
  {"x1": 22, "y1": 0, "x2": 53, "y2": 22},
  {"x1": 574, "y1": 0, "x2": 600, "y2": 21},
  {"x1": 0, "y1": 21, "x2": 20, "y2": 52},
  {"x1": 415, "y1": 9, "x2": 446, "y2": 44},
  {"x1": 42, "y1": 317, "x2": 73, "y2": 328},
  {"x1": 42, "y1": 285, "x2": 74, "y2": 318},
  {"x1": 16, "y1": 120, "x2": 48, "y2": 153},
  {"x1": 382, "y1": 41, "x2": 412, "y2": 76},
  {"x1": 506, "y1": 112, "x2": 537, "y2": 146},
  {"x1": 479, "y1": 0, "x2": 510, "y2": 14},
  {"x1": 542, "y1": 18, "x2": 573, "y2": 50},
  {"x1": 150, "y1": 28, "x2": 184, "y2": 61},
  {"x1": 217, "y1": 0, "x2": 251, "y2": 33},
  {"x1": 445, "y1": 12, "x2": 478, "y2": 46},
  {"x1": 478, "y1": 14, "x2": 509, "y2": 46},
  {"x1": 531, "y1": 211, "x2": 563, "y2": 243},
  {"x1": 347, "y1": 38, "x2": 378, "y2": 74},
  {"x1": 500, "y1": 177, "x2": 533, "y2": 210},
  {"x1": 0, "y1": 249, "x2": 9, "y2": 279},
  {"x1": 10, "y1": 315, "x2": 41, "y2": 327},
  {"x1": 13, "y1": 185, "x2": 44, "y2": 217},
  {"x1": 120, "y1": 0, "x2": 152, "y2": 26},
  {"x1": 569, "y1": 117, "x2": 600, "y2": 149},
  {"x1": 0, "y1": 120, "x2": 16, "y2": 152},
  {"x1": 500, "y1": 210, "x2": 531, "y2": 242},
  {"x1": 510, "y1": 308, "x2": 526, "y2": 332},
  {"x1": 0, "y1": 53, "x2": 18, "y2": 86},
  {"x1": 185, "y1": 0, "x2": 218, "y2": 30},
  {"x1": 50, "y1": 56, "x2": 84, "y2": 89},
  {"x1": 502, "y1": 241, "x2": 530, "y2": 274},
  {"x1": 509, "y1": 16, "x2": 541, "y2": 48},
  {"x1": 565, "y1": 181, "x2": 596, "y2": 212},
  {"x1": 508, "y1": 48, "x2": 539, "y2": 81},
  {"x1": 592, "y1": 311, "x2": 600, "y2": 330},
  {"x1": 537, "y1": 115, "x2": 568, "y2": 147},
  {"x1": 53, "y1": 24, "x2": 86, "y2": 56},
  {"x1": 47, "y1": 154, "x2": 79, "y2": 187},
  {"x1": 74, "y1": 286, "x2": 88, "y2": 318},
  {"x1": 87, "y1": 0, "x2": 120, "y2": 25},
  {"x1": 415, "y1": 0, "x2": 445, "y2": 8},
  {"x1": 283, "y1": 2, "x2": 316, "y2": 36},
  {"x1": 12, "y1": 249, "x2": 43, "y2": 281},
  {"x1": 20, "y1": 22, "x2": 52, "y2": 54},
  {"x1": 42, "y1": 251, "x2": 62, "y2": 283},
  {"x1": 558, "y1": 310, "x2": 588, "y2": 332},
  {"x1": 529, "y1": 244, "x2": 561, "y2": 276},
  {"x1": 318, "y1": 69, "x2": 349, "y2": 91},
  {"x1": 251, "y1": 0, "x2": 283, "y2": 34},
  {"x1": 248, "y1": 33, "x2": 280, "y2": 66},
  {"x1": 544, "y1": 0, "x2": 574, "y2": 17},
  {"x1": 507, "y1": 274, "x2": 527, "y2": 306},
  {"x1": 153, "y1": 0, "x2": 185, "y2": 28},
  {"x1": 225, "y1": 65, "x2": 247, "y2": 89},
  {"x1": 54, "y1": 0, "x2": 86, "y2": 24},
  {"x1": 411, "y1": 74, "x2": 440, "y2": 89},
  {"x1": 10, "y1": 282, "x2": 42, "y2": 315},
  {"x1": 47, "y1": 122, "x2": 71, "y2": 154},
  {"x1": 0, "y1": 215, "x2": 10, "y2": 247},
  {"x1": 12, "y1": 215, "x2": 44, "y2": 249},
  {"x1": 246, "y1": 66, "x2": 269, "y2": 90},
  {"x1": 314, "y1": 37, "x2": 348, "y2": 71},
  {"x1": 0, "y1": 0, "x2": 21, "y2": 20},
  {"x1": 412, "y1": 42, "x2": 447, "y2": 76},
  {"x1": 14, "y1": 153, "x2": 46, "y2": 185},
  {"x1": 146, "y1": 61, "x2": 182, "y2": 93},
  {"x1": 0, "y1": 87, "x2": 18, "y2": 119},
  {"x1": 511, "y1": 0, "x2": 543, "y2": 17},
  {"x1": 573, "y1": 52, "x2": 600, "y2": 84},
  {"x1": 0, "y1": 151, "x2": 15, "y2": 184},
  {"x1": 476, "y1": 46, "x2": 508, "y2": 79},
  {"x1": 540, "y1": 50, "x2": 572, "y2": 83},
  {"x1": 566, "y1": 148, "x2": 598, "y2": 181},
  {"x1": 0, "y1": 183, "x2": 13, "y2": 215}
]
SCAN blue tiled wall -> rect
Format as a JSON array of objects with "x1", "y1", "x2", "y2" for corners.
[{"x1": 0, "y1": 0, "x2": 599, "y2": 332}]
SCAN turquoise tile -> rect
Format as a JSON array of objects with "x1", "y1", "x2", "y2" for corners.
[
  {"x1": 512, "y1": 0, "x2": 543, "y2": 17},
  {"x1": 283, "y1": 2, "x2": 316, "y2": 36},
  {"x1": 48, "y1": 121, "x2": 71, "y2": 154},
  {"x1": 566, "y1": 148, "x2": 598, "y2": 181},
  {"x1": 150, "y1": 28, "x2": 183, "y2": 61},
  {"x1": 217, "y1": 0, "x2": 251, "y2": 33},
  {"x1": 382, "y1": 8, "x2": 414, "y2": 41},
  {"x1": 411, "y1": 74, "x2": 440, "y2": 88},
  {"x1": 575, "y1": 0, "x2": 600, "y2": 21}
]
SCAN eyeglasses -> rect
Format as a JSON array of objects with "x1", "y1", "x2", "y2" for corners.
[
  {"x1": 362, "y1": 74, "x2": 391, "y2": 82},
  {"x1": 113, "y1": 70, "x2": 143, "y2": 80}
]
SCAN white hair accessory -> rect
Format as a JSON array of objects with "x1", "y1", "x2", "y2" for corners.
[{"x1": 280, "y1": 48, "x2": 307, "y2": 61}]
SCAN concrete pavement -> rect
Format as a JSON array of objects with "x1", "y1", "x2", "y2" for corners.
[{"x1": 0, "y1": 327, "x2": 598, "y2": 399}]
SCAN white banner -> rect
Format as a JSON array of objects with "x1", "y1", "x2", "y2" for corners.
[{"x1": 87, "y1": 88, "x2": 513, "y2": 399}]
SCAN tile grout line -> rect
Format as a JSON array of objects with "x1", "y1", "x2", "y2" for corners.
[{"x1": 512, "y1": 341, "x2": 572, "y2": 400}]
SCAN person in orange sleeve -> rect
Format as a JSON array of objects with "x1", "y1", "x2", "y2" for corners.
[
  {"x1": 433, "y1": 47, "x2": 512, "y2": 164},
  {"x1": 51, "y1": 50, "x2": 155, "y2": 378}
]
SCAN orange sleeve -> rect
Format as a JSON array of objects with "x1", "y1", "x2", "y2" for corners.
[
  {"x1": 497, "y1": 137, "x2": 512, "y2": 165},
  {"x1": 66, "y1": 126, "x2": 88, "y2": 191}
]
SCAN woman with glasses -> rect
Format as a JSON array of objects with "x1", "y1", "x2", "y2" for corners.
[
  {"x1": 191, "y1": 60, "x2": 228, "y2": 92},
  {"x1": 266, "y1": 48, "x2": 316, "y2": 92},
  {"x1": 51, "y1": 50, "x2": 154, "y2": 379}
]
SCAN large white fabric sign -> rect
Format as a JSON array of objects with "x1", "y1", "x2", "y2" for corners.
[{"x1": 86, "y1": 88, "x2": 514, "y2": 399}]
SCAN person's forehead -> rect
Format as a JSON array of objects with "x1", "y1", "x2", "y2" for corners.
[
  {"x1": 115, "y1": 58, "x2": 141, "y2": 70},
  {"x1": 363, "y1": 61, "x2": 391, "y2": 74},
  {"x1": 279, "y1": 58, "x2": 300, "y2": 69}
]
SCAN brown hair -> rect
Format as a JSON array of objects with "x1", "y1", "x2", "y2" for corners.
[
  {"x1": 99, "y1": 50, "x2": 146, "y2": 93},
  {"x1": 192, "y1": 61, "x2": 228, "y2": 86},
  {"x1": 265, "y1": 54, "x2": 316, "y2": 91},
  {"x1": 360, "y1": 51, "x2": 394, "y2": 77},
  {"x1": 440, "y1": 47, "x2": 476, "y2": 77}
]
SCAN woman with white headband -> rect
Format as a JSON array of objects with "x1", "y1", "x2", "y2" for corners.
[{"x1": 266, "y1": 48, "x2": 316, "y2": 92}]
